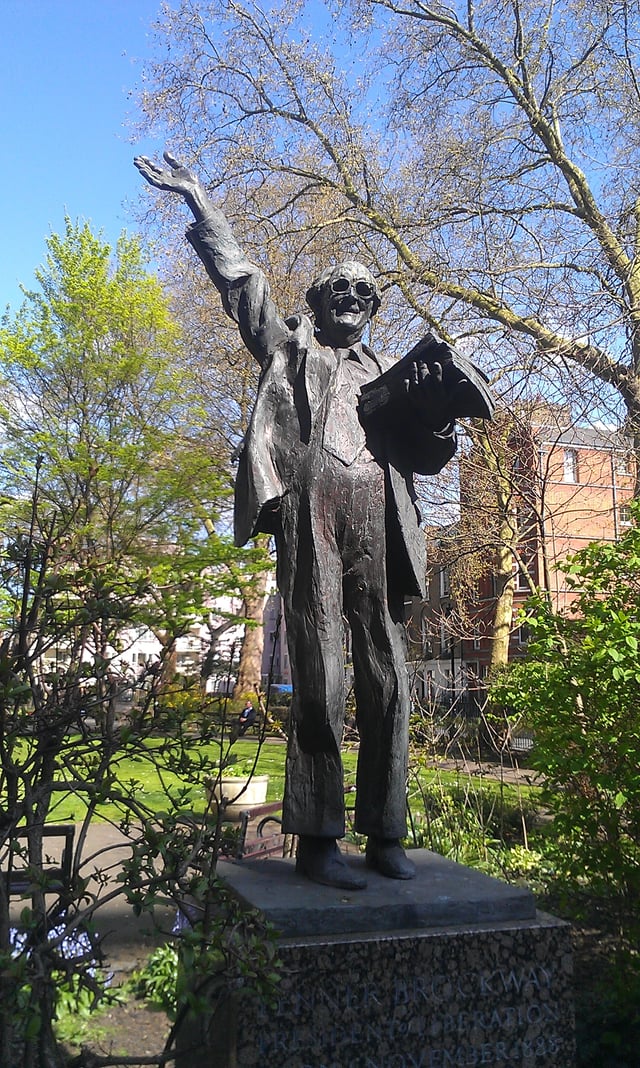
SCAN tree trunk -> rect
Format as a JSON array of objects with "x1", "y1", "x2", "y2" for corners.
[
  {"x1": 233, "y1": 542, "x2": 271, "y2": 698},
  {"x1": 489, "y1": 543, "x2": 516, "y2": 675},
  {"x1": 474, "y1": 427, "x2": 519, "y2": 675},
  {"x1": 232, "y1": 585, "x2": 268, "y2": 698}
]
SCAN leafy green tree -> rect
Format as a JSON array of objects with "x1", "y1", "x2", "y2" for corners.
[
  {"x1": 0, "y1": 219, "x2": 259, "y2": 678},
  {"x1": 0, "y1": 220, "x2": 267, "y2": 1066},
  {"x1": 491, "y1": 504, "x2": 640, "y2": 938}
]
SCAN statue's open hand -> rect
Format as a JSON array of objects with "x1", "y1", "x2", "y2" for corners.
[
  {"x1": 133, "y1": 151, "x2": 198, "y2": 196},
  {"x1": 402, "y1": 358, "x2": 453, "y2": 432}
]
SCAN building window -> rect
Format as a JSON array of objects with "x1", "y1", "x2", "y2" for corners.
[
  {"x1": 440, "y1": 613, "x2": 455, "y2": 654},
  {"x1": 472, "y1": 623, "x2": 482, "y2": 651},
  {"x1": 513, "y1": 556, "x2": 533, "y2": 591},
  {"x1": 616, "y1": 452, "x2": 633, "y2": 476},
  {"x1": 419, "y1": 614, "x2": 433, "y2": 657},
  {"x1": 517, "y1": 625, "x2": 530, "y2": 647},
  {"x1": 619, "y1": 503, "x2": 633, "y2": 526},
  {"x1": 563, "y1": 448, "x2": 578, "y2": 483},
  {"x1": 422, "y1": 671, "x2": 434, "y2": 702},
  {"x1": 439, "y1": 568, "x2": 450, "y2": 598}
]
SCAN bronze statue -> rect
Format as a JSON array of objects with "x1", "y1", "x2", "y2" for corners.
[{"x1": 134, "y1": 153, "x2": 493, "y2": 890}]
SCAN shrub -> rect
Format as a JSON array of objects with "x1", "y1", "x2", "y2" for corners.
[
  {"x1": 491, "y1": 506, "x2": 640, "y2": 940},
  {"x1": 130, "y1": 944, "x2": 179, "y2": 1018}
]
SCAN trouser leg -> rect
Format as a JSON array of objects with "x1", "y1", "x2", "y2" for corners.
[
  {"x1": 280, "y1": 489, "x2": 346, "y2": 838},
  {"x1": 343, "y1": 523, "x2": 410, "y2": 840},
  {"x1": 348, "y1": 585, "x2": 410, "y2": 838}
]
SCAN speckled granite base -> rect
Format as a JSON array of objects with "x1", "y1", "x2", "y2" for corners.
[
  {"x1": 241, "y1": 917, "x2": 574, "y2": 1067},
  {"x1": 176, "y1": 853, "x2": 574, "y2": 1068}
]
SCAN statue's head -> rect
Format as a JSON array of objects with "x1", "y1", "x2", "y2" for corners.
[{"x1": 306, "y1": 261, "x2": 381, "y2": 346}]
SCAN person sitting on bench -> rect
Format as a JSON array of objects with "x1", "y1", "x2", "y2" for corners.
[{"x1": 237, "y1": 699, "x2": 257, "y2": 736}]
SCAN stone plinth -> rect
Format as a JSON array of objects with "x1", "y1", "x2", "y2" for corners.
[
  {"x1": 219, "y1": 850, "x2": 537, "y2": 936},
  {"x1": 176, "y1": 851, "x2": 574, "y2": 1068}
]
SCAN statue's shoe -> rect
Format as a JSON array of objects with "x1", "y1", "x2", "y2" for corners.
[
  {"x1": 296, "y1": 836, "x2": 367, "y2": 890},
  {"x1": 365, "y1": 838, "x2": 416, "y2": 879}
]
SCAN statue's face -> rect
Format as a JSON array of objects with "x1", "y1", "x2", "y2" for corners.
[{"x1": 318, "y1": 264, "x2": 376, "y2": 346}]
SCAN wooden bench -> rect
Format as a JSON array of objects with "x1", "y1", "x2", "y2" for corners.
[
  {"x1": 4, "y1": 824, "x2": 75, "y2": 917},
  {"x1": 220, "y1": 800, "x2": 295, "y2": 860},
  {"x1": 220, "y1": 786, "x2": 358, "y2": 861},
  {"x1": 229, "y1": 713, "x2": 263, "y2": 742}
]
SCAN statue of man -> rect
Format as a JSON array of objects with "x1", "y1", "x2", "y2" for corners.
[{"x1": 135, "y1": 153, "x2": 489, "y2": 890}]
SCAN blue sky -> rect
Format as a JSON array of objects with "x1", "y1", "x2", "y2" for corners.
[{"x1": 1, "y1": 0, "x2": 169, "y2": 315}]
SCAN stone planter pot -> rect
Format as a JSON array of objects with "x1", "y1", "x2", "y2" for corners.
[{"x1": 210, "y1": 774, "x2": 269, "y2": 820}]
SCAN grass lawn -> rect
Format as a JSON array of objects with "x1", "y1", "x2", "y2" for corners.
[
  {"x1": 44, "y1": 734, "x2": 539, "y2": 825},
  {"x1": 44, "y1": 737, "x2": 273, "y2": 824},
  {"x1": 48, "y1": 737, "x2": 361, "y2": 823}
]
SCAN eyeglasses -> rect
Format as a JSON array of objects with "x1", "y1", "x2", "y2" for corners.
[{"x1": 329, "y1": 277, "x2": 376, "y2": 300}]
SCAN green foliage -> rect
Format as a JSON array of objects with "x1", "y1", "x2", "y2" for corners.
[
  {"x1": 128, "y1": 898, "x2": 281, "y2": 1034},
  {"x1": 0, "y1": 218, "x2": 259, "y2": 648},
  {"x1": 54, "y1": 972, "x2": 124, "y2": 1046},
  {"x1": 497, "y1": 844, "x2": 557, "y2": 896},
  {"x1": 1, "y1": 918, "x2": 120, "y2": 1063},
  {"x1": 574, "y1": 950, "x2": 640, "y2": 1068},
  {"x1": 408, "y1": 789, "x2": 499, "y2": 871},
  {"x1": 175, "y1": 891, "x2": 281, "y2": 1027},
  {"x1": 0, "y1": 220, "x2": 268, "y2": 1066},
  {"x1": 491, "y1": 505, "x2": 640, "y2": 937},
  {"x1": 216, "y1": 757, "x2": 260, "y2": 778},
  {"x1": 407, "y1": 765, "x2": 541, "y2": 876},
  {"x1": 130, "y1": 943, "x2": 179, "y2": 1018}
]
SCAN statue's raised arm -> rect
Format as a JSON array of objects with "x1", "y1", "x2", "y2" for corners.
[
  {"x1": 134, "y1": 152, "x2": 213, "y2": 221},
  {"x1": 134, "y1": 152, "x2": 287, "y2": 365}
]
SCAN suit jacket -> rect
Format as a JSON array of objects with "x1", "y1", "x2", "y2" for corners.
[{"x1": 186, "y1": 219, "x2": 456, "y2": 599}]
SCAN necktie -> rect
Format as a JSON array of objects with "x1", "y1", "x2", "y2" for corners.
[{"x1": 323, "y1": 348, "x2": 376, "y2": 465}]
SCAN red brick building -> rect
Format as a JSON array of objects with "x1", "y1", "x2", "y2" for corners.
[{"x1": 415, "y1": 417, "x2": 635, "y2": 709}]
